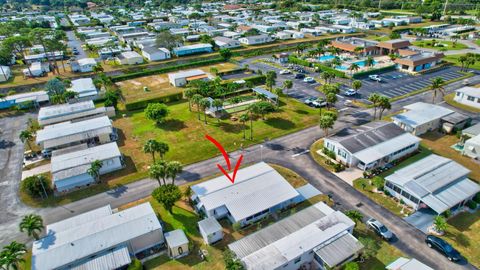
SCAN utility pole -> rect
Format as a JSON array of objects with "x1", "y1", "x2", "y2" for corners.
[{"x1": 378, "y1": 0, "x2": 382, "y2": 10}]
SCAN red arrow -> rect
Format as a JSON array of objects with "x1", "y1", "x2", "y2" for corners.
[{"x1": 205, "y1": 134, "x2": 243, "y2": 184}]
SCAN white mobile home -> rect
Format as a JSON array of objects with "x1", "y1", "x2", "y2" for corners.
[
  {"x1": 0, "y1": 66, "x2": 12, "y2": 82},
  {"x1": 454, "y1": 87, "x2": 480, "y2": 109},
  {"x1": 71, "y1": 58, "x2": 97, "y2": 73},
  {"x1": 324, "y1": 121, "x2": 420, "y2": 171},
  {"x1": 228, "y1": 202, "x2": 363, "y2": 270},
  {"x1": 392, "y1": 102, "x2": 455, "y2": 135},
  {"x1": 70, "y1": 78, "x2": 98, "y2": 99},
  {"x1": 51, "y1": 142, "x2": 124, "y2": 192},
  {"x1": 213, "y1": 36, "x2": 241, "y2": 49},
  {"x1": 36, "y1": 116, "x2": 115, "y2": 152},
  {"x1": 385, "y1": 154, "x2": 480, "y2": 214},
  {"x1": 116, "y1": 51, "x2": 144, "y2": 65},
  {"x1": 191, "y1": 162, "x2": 300, "y2": 226},
  {"x1": 38, "y1": 101, "x2": 115, "y2": 126},
  {"x1": 238, "y1": 34, "x2": 273, "y2": 45},
  {"x1": 32, "y1": 202, "x2": 164, "y2": 270},
  {"x1": 141, "y1": 47, "x2": 171, "y2": 61}
]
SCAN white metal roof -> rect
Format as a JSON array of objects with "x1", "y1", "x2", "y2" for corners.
[
  {"x1": 36, "y1": 116, "x2": 112, "y2": 146},
  {"x1": 51, "y1": 142, "x2": 121, "y2": 180},
  {"x1": 47, "y1": 205, "x2": 112, "y2": 233},
  {"x1": 198, "y1": 217, "x2": 222, "y2": 236},
  {"x1": 386, "y1": 154, "x2": 479, "y2": 213},
  {"x1": 228, "y1": 202, "x2": 359, "y2": 269},
  {"x1": 394, "y1": 102, "x2": 453, "y2": 128},
  {"x1": 314, "y1": 232, "x2": 364, "y2": 268},
  {"x1": 174, "y1": 43, "x2": 213, "y2": 51},
  {"x1": 70, "y1": 78, "x2": 97, "y2": 97},
  {"x1": 69, "y1": 244, "x2": 131, "y2": 270},
  {"x1": 165, "y1": 229, "x2": 189, "y2": 248},
  {"x1": 353, "y1": 133, "x2": 420, "y2": 165},
  {"x1": 386, "y1": 257, "x2": 434, "y2": 270},
  {"x1": 32, "y1": 203, "x2": 162, "y2": 270},
  {"x1": 191, "y1": 162, "x2": 299, "y2": 222},
  {"x1": 167, "y1": 69, "x2": 206, "y2": 80},
  {"x1": 38, "y1": 101, "x2": 95, "y2": 120},
  {"x1": 77, "y1": 58, "x2": 97, "y2": 66}
]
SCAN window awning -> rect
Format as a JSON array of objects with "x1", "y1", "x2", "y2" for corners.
[{"x1": 186, "y1": 74, "x2": 208, "y2": 81}]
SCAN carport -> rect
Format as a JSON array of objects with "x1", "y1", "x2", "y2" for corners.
[{"x1": 404, "y1": 208, "x2": 436, "y2": 233}]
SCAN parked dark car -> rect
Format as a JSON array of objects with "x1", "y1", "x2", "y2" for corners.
[
  {"x1": 294, "y1": 73, "x2": 305, "y2": 79},
  {"x1": 425, "y1": 235, "x2": 461, "y2": 262}
]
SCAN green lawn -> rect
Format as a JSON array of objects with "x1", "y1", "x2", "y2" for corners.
[
  {"x1": 412, "y1": 40, "x2": 468, "y2": 51},
  {"x1": 476, "y1": 39, "x2": 480, "y2": 47},
  {"x1": 445, "y1": 54, "x2": 480, "y2": 70},
  {"x1": 365, "y1": 35, "x2": 391, "y2": 42},
  {"x1": 354, "y1": 223, "x2": 405, "y2": 270},
  {"x1": 114, "y1": 96, "x2": 320, "y2": 168},
  {"x1": 443, "y1": 211, "x2": 480, "y2": 268}
]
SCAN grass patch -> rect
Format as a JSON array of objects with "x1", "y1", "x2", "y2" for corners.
[
  {"x1": 445, "y1": 54, "x2": 480, "y2": 70},
  {"x1": 412, "y1": 40, "x2": 468, "y2": 51},
  {"x1": 420, "y1": 132, "x2": 480, "y2": 183},
  {"x1": 442, "y1": 211, "x2": 480, "y2": 268},
  {"x1": 364, "y1": 35, "x2": 391, "y2": 42},
  {"x1": 114, "y1": 96, "x2": 319, "y2": 169},
  {"x1": 379, "y1": 146, "x2": 433, "y2": 178},
  {"x1": 309, "y1": 139, "x2": 337, "y2": 172},
  {"x1": 270, "y1": 164, "x2": 308, "y2": 188},
  {"x1": 354, "y1": 223, "x2": 405, "y2": 270},
  {"x1": 353, "y1": 178, "x2": 412, "y2": 217},
  {"x1": 444, "y1": 92, "x2": 480, "y2": 113}
]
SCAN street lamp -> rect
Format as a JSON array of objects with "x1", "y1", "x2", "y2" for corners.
[{"x1": 260, "y1": 145, "x2": 264, "y2": 161}]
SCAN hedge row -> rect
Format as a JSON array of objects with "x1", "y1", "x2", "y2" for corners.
[
  {"x1": 111, "y1": 58, "x2": 225, "y2": 82},
  {"x1": 125, "y1": 92, "x2": 183, "y2": 111},
  {"x1": 288, "y1": 55, "x2": 347, "y2": 78},
  {"x1": 352, "y1": 65, "x2": 396, "y2": 79}
]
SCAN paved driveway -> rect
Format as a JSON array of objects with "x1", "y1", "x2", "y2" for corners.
[
  {"x1": 0, "y1": 113, "x2": 35, "y2": 245},
  {"x1": 66, "y1": 30, "x2": 87, "y2": 59},
  {"x1": 349, "y1": 66, "x2": 466, "y2": 99},
  {"x1": 404, "y1": 209, "x2": 437, "y2": 233}
]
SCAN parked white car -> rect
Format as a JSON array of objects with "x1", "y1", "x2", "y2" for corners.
[
  {"x1": 280, "y1": 69, "x2": 291, "y2": 75},
  {"x1": 368, "y1": 74, "x2": 382, "y2": 82},
  {"x1": 303, "y1": 77, "x2": 315, "y2": 83}
]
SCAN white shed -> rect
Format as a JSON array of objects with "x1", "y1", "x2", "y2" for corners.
[
  {"x1": 116, "y1": 51, "x2": 144, "y2": 65},
  {"x1": 198, "y1": 217, "x2": 223, "y2": 245},
  {"x1": 141, "y1": 47, "x2": 171, "y2": 61},
  {"x1": 164, "y1": 229, "x2": 189, "y2": 259},
  {"x1": 0, "y1": 66, "x2": 12, "y2": 82}
]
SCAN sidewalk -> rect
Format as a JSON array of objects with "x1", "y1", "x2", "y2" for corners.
[{"x1": 22, "y1": 163, "x2": 51, "y2": 180}]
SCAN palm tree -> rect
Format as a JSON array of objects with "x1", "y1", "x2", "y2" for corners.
[
  {"x1": 0, "y1": 241, "x2": 26, "y2": 270},
  {"x1": 368, "y1": 93, "x2": 381, "y2": 120},
  {"x1": 377, "y1": 96, "x2": 391, "y2": 120},
  {"x1": 433, "y1": 215, "x2": 447, "y2": 233},
  {"x1": 19, "y1": 214, "x2": 44, "y2": 240},
  {"x1": 429, "y1": 77, "x2": 445, "y2": 103},
  {"x1": 87, "y1": 160, "x2": 103, "y2": 183},
  {"x1": 199, "y1": 98, "x2": 211, "y2": 124},
  {"x1": 345, "y1": 210, "x2": 363, "y2": 224},
  {"x1": 212, "y1": 99, "x2": 223, "y2": 122},
  {"x1": 19, "y1": 130, "x2": 33, "y2": 151},
  {"x1": 283, "y1": 80, "x2": 293, "y2": 94},
  {"x1": 239, "y1": 113, "x2": 249, "y2": 140},
  {"x1": 191, "y1": 94, "x2": 204, "y2": 120},
  {"x1": 458, "y1": 55, "x2": 468, "y2": 71},
  {"x1": 365, "y1": 56, "x2": 374, "y2": 68},
  {"x1": 149, "y1": 160, "x2": 168, "y2": 186},
  {"x1": 184, "y1": 88, "x2": 196, "y2": 112},
  {"x1": 319, "y1": 114, "x2": 335, "y2": 137},
  {"x1": 349, "y1": 63, "x2": 360, "y2": 75},
  {"x1": 157, "y1": 141, "x2": 169, "y2": 160},
  {"x1": 321, "y1": 72, "x2": 332, "y2": 84},
  {"x1": 352, "y1": 80, "x2": 362, "y2": 95},
  {"x1": 166, "y1": 161, "x2": 183, "y2": 185},
  {"x1": 331, "y1": 57, "x2": 342, "y2": 68},
  {"x1": 248, "y1": 104, "x2": 257, "y2": 140},
  {"x1": 143, "y1": 139, "x2": 159, "y2": 163}
]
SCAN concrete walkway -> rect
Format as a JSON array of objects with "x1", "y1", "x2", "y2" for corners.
[{"x1": 22, "y1": 163, "x2": 51, "y2": 180}]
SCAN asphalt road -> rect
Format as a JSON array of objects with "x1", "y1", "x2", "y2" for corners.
[
  {"x1": 0, "y1": 113, "x2": 35, "y2": 245},
  {"x1": 66, "y1": 30, "x2": 87, "y2": 59}
]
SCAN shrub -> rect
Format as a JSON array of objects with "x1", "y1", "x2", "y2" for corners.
[
  {"x1": 466, "y1": 200, "x2": 478, "y2": 210},
  {"x1": 322, "y1": 147, "x2": 336, "y2": 159},
  {"x1": 344, "y1": 262, "x2": 359, "y2": 270},
  {"x1": 442, "y1": 210, "x2": 452, "y2": 218},
  {"x1": 127, "y1": 259, "x2": 142, "y2": 270},
  {"x1": 473, "y1": 193, "x2": 480, "y2": 204},
  {"x1": 21, "y1": 175, "x2": 51, "y2": 198},
  {"x1": 372, "y1": 176, "x2": 385, "y2": 190},
  {"x1": 333, "y1": 163, "x2": 345, "y2": 172},
  {"x1": 384, "y1": 189, "x2": 391, "y2": 196}
]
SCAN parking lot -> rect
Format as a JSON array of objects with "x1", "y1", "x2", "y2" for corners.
[{"x1": 347, "y1": 66, "x2": 466, "y2": 99}]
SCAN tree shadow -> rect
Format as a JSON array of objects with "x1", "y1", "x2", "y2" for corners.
[
  {"x1": 115, "y1": 128, "x2": 126, "y2": 147},
  {"x1": 265, "y1": 117, "x2": 295, "y2": 130},
  {"x1": 160, "y1": 119, "x2": 186, "y2": 131},
  {"x1": 0, "y1": 140, "x2": 15, "y2": 149},
  {"x1": 448, "y1": 212, "x2": 480, "y2": 232},
  {"x1": 219, "y1": 122, "x2": 245, "y2": 134},
  {"x1": 294, "y1": 109, "x2": 309, "y2": 115}
]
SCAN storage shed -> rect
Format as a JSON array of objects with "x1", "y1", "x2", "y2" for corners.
[
  {"x1": 198, "y1": 217, "x2": 223, "y2": 245},
  {"x1": 164, "y1": 229, "x2": 189, "y2": 259}
]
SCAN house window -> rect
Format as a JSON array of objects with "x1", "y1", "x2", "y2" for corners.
[
  {"x1": 477, "y1": 98, "x2": 480, "y2": 103},
  {"x1": 456, "y1": 92, "x2": 461, "y2": 96},
  {"x1": 294, "y1": 257, "x2": 301, "y2": 264},
  {"x1": 178, "y1": 247, "x2": 183, "y2": 254},
  {"x1": 467, "y1": 96, "x2": 475, "y2": 101}
]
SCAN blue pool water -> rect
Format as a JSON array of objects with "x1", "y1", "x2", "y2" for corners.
[
  {"x1": 319, "y1": 55, "x2": 336, "y2": 62},
  {"x1": 336, "y1": 59, "x2": 378, "y2": 71}
]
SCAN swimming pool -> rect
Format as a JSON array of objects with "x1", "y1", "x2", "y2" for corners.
[
  {"x1": 319, "y1": 55, "x2": 336, "y2": 62},
  {"x1": 336, "y1": 59, "x2": 378, "y2": 71}
]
